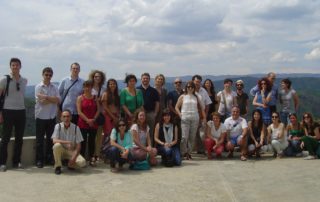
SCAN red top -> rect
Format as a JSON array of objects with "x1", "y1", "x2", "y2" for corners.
[{"x1": 78, "y1": 95, "x2": 98, "y2": 129}]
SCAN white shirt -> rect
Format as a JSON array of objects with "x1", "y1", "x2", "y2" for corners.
[
  {"x1": 224, "y1": 117, "x2": 248, "y2": 138},
  {"x1": 35, "y1": 81, "x2": 60, "y2": 119},
  {"x1": 217, "y1": 90, "x2": 237, "y2": 116},
  {"x1": 196, "y1": 87, "x2": 212, "y2": 109},
  {"x1": 207, "y1": 121, "x2": 227, "y2": 139}
]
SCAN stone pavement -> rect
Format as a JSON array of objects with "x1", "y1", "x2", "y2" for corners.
[{"x1": 0, "y1": 154, "x2": 319, "y2": 202}]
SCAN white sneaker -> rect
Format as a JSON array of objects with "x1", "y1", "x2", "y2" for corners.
[
  {"x1": 0, "y1": 165, "x2": 7, "y2": 172},
  {"x1": 304, "y1": 155, "x2": 315, "y2": 160},
  {"x1": 302, "y1": 151, "x2": 309, "y2": 157},
  {"x1": 295, "y1": 153, "x2": 303, "y2": 157}
]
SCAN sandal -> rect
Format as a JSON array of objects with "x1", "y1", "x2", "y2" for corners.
[
  {"x1": 89, "y1": 158, "x2": 97, "y2": 167},
  {"x1": 240, "y1": 155, "x2": 247, "y2": 161},
  {"x1": 110, "y1": 167, "x2": 119, "y2": 173}
]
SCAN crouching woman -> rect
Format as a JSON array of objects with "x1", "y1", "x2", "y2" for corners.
[
  {"x1": 108, "y1": 118, "x2": 133, "y2": 172},
  {"x1": 154, "y1": 109, "x2": 181, "y2": 166}
]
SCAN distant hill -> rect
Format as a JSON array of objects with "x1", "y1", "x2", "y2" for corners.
[{"x1": 7, "y1": 73, "x2": 320, "y2": 137}]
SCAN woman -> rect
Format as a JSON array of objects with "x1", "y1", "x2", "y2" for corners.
[
  {"x1": 300, "y1": 113, "x2": 320, "y2": 160},
  {"x1": 154, "y1": 109, "x2": 181, "y2": 166},
  {"x1": 252, "y1": 78, "x2": 272, "y2": 126},
  {"x1": 203, "y1": 79, "x2": 218, "y2": 121},
  {"x1": 279, "y1": 79, "x2": 299, "y2": 125},
  {"x1": 76, "y1": 80, "x2": 100, "y2": 166},
  {"x1": 154, "y1": 74, "x2": 167, "y2": 122},
  {"x1": 101, "y1": 79, "x2": 120, "y2": 137},
  {"x1": 204, "y1": 112, "x2": 227, "y2": 159},
  {"x1": 284, "y1": 113, "x2": 304, "y2": 157},
  {"x1": 130, "y1": 109, "x2": 157, "y2": 166},
  {"x1": 267, "y1": 112, "x2": 288, "y2": 158},
  {"x1": 175, "y1": 81, "x2": 206, "y2": 160},
  {"x1": 247, "y1": 110, "x2": 266, "y2": 158},
  {"x1": 108, "y1": 118, "x2": 133, "y2": 172},
  {"x1": 120, "y1": 74, "x2": 144, "y2": 125},
  {"x1": 89, "y1": 70, "x2": 106, "y2": 161},
  {"x1": 217, "y1": 78, "x2": 237, "y2": 122}
]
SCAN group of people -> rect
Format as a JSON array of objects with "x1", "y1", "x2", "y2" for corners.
[{"x1": 0, "y1": 58, "x2": 319, "y2": 175}]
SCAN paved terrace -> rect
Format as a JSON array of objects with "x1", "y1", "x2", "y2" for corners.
[{"x1": 0, "y1": 153, "x2": 319, "y2": 202}]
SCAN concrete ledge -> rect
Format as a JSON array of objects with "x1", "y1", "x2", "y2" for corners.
[{"x1": 0, "y1": 136, "x2": 36, "y2": 167}]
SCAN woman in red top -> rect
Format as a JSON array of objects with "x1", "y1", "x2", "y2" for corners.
[{"x1": 77, "y1": 80, "x2": 100, "y2": 166}]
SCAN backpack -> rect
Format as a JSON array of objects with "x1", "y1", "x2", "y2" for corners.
[{"x1": 0, "y1": 75, "x2": 11, "y2": 112}]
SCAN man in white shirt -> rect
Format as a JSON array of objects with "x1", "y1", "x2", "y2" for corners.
[
  {"x1": 51, "y1": 110, "x2": 86, "y2": 175},
  {"x1": 224, "y1": 106, "x2": 248, "y2": 161},
  {"x1": 35, "y1": 67, "x2": 60, "y2": 168},
  {"x1": 192, "y1": 75, "x2": 211, "y2": 154}
]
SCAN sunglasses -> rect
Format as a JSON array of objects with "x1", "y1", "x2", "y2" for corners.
[
  {"x1": 272, "y1": 116, "x2": 278, "y2": 118},
  {"x1": 175, "y1": 81, "x2": 182, "y2": 84},
  {"x1": 236, "y1": 84, "x2": 243, "y2": 86},
  {"x1": 62, "y1": 115, "x2": 70, "y2": 118}
]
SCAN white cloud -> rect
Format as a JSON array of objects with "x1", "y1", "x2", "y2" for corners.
[
  {"x1": 270, "y1": 52, "x2": 296, "y2": 62},
  {"x1": 305, "y1": 48, "x2": 320, "y2": 60}
]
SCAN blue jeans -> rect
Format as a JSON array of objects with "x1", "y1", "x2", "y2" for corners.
[
  {"x1": 280, "y1": 112, "x2": 289, "y2": 126},
  {"x1": 284, "y1": 140, "x2": 302, "y2": 156},
  {"x1": 157, "y1": 146, "x2": 181, "y2": 166},
  {"x1": 107, "y1": 146, "x2": 133, "y2": 167}
]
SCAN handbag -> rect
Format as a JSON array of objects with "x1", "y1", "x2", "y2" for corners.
[
  {"x1": 95, "y1": 113, "x2": 105, "y2": 125},
  {"x1": 129, "y1": 154, "x2": 150, "y2": 170}
]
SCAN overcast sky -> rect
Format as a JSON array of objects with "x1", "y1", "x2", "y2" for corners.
[{"x1": 0, "y1": 0, "x2": 319, "y2": 85}]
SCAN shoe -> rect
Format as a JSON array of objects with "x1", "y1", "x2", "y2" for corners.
[
  {"x1": 55, "y1": 167, "x2": 62, "y2": 175},
  {"x1": 240, "y1": 155, "x2": 247, "y2": 161},
  {"x1": 227, "y1": 152, "x2": 233, "y2": 158},
  {"x1": 89, "y1": 157, "x2": 97, "y2": 167},
  {"x1": 36, "y1": 161, "x2": 44, "y2": 168},
  {"x1": 302, "y1": 151, "x2": 309, "y2": 157},
  {"x1": 0, "y1": 165, "x2": 7, "y2": 172},
  {"x1": 295, "y1": 153, "x2": 303, "y2": 157},
  {"x1": 13, "y1": 162, "x2": 24, "y2": 169},
  {"x1": 304, "y1": 155, "x2": 315, "y2": 160}
]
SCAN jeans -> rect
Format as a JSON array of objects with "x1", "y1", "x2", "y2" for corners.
[
  {"x1": 0, "y1": 109, "x2": 26, "y2": 165},
  {"x1": 35, "y1": 118, "x2": 56, "y2": 163},
  {"x1": 280, "y1": 112, "x2": 289, "y2": 126},
  {"x1": 157, "y1": 146, "x2": 181, "y2": 166},
  {"x1": 284, "y1": 140, "x2": 302, "y2": 156},
  {"x1": 107, "y1": 146, "x2": 133, "y2": 167},
  {"x1": 180, "y1": 115, "x2": 199, "y2": 154}
]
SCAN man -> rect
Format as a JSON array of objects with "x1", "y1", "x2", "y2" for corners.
[
  {"x1": 235, "y1": 80, "x2": 249, "y2": 118},
  {"x1": 224, "y1": 106, "x2": 248, "y2": 161},
  {"x1": 51, "y1": 110, "x2": 86, "y2": 175},
  {"x1": 58, "y1": 62, "x2": 84, "y2": 124},
  {"x1": 192, "y1": 75, "x2": 211, "y2": 154},
  {"x1": 167, "y1": 77, "x2": 184, "y2": 123},
  {"x1": 250, "y1": 72, "x2": 278, "y2": 113},
  {"x1": 0, "y1": 58, "x2": 28, "y2": 171},
  {"x1": 167, "y1": 77, "x2": 184, "y2": 147},
  {"x1": 137, "y1": 73, "x2": 159, "y2": 145},
  {"x1": 34, "y1": 67, "x2": 60, "y2": 168}
]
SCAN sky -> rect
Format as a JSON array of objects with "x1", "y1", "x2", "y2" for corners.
[{"x1": 0, "y1": 0, "x2": 319, "y2": 85}]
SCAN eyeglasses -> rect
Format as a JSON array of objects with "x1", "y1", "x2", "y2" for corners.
[
  {"x1": 175, "y1": 81, "x2": 182, "y2": 84},
  {"x1": 272, "y1": 116, "x2": 278, "y2": 118},
  {"x1": 44, "y1": 74, "x2": 52, "y2": 77},
  {"x1": 16, "y1": 82, "x2": 20, "y2": 91},
  {"x1": 236, "y1": 84, "x2": 243, "y2": 87}
]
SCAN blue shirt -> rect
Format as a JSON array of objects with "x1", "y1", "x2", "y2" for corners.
[{"x1": 250, "y1": 84, "x2": 278, "y2": 106}]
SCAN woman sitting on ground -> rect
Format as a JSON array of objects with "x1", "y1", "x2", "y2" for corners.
[
  {"x1": 108, "y1": 118, "x2": 133, "y2": 172},
  {"x1": 247, "y1": 109, "x2": 266, "y2": 158},
  {"x1": 154, "y1": 109, "x2": 181, "y2": 166},
  {"x1": 284, "y1": 113, "x2": 304, "y2": 157},
  {"x1": 267, "y1": 112, "x2": 288, "y2": 158},
  {"x1": 130, "y1": 109, "x2": 158, "y2": 166},
  {"x1": 204, "y1": 112, "x2": 227, "y2": 159},
  {"x1": 300, "y1": 113, "x2": 320, "y2": 160}
]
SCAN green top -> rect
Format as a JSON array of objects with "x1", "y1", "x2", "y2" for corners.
[
  {"x1": 110, "y1": 129, "x2": 133, "y2": 149},
  {"x1": 289, "y1": 129, "x2": 304, "y2": 138},
  {"x1": 120, "y1": 88, "x2": 144, "y2": 113}
]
